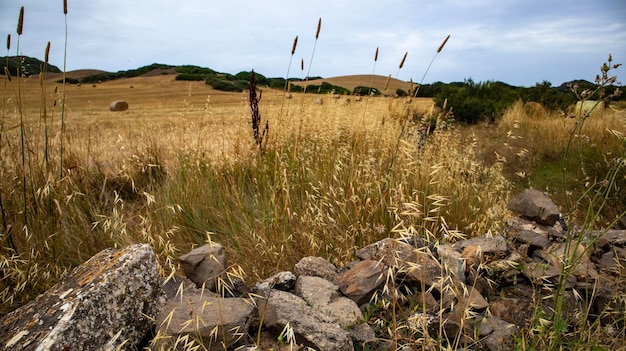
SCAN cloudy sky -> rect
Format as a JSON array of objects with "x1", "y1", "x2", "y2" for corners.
[{"x1": 1, "y1": 0, "x2": 625, "y2": 87}]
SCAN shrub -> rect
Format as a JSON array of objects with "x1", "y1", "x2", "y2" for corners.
[
  {"x1": 434, "y1": 79, "x2": 520, "y2": 123},
  {"x1": 175, "y1": 73, "x2": 205, "y2": 81},
  {"x1": 353, "y1": 86, "x2": 380, "y2": 96}
]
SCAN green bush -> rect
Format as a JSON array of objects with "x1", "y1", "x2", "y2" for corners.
[
  {"x1": 353, "y1": 86, "x2": 380, "y2": 96},
  {"x1": 205, "y1": 77, "x2": 247, "y2": 92},
  {"x1": 305, "y1": 81, "x2": 350, "y2": 94},
  {"x1": 434, "y1": 79, "x2": 520, "y2": 123},
  {"x1": 175, "y1": 73, "x2": 205, "y2": 81}
]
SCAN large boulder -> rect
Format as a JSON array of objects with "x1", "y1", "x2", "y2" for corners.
[{"x1": 0, "y1": 244, "x2": 165, "y2": 351}]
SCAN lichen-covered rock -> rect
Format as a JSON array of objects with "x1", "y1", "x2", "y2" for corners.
[
  {"x1": 0, "y1": 244, "x2": 165, "y2": 351},
  {"x1": 257, "y1": 289, "x2": 354, "y2": 351},
  {"x1": 294, "y1": 256, "x2": 338, "y2": 282}
]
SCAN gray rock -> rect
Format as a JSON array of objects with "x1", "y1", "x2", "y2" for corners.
[
  {"x1": 179, "y1": 243, "x2": 228, "y2": 291},
  {"x1": 255, "y1": 271, "x2": 297, "y2": 294},
  {"x1": 257, "y1": 289, "x2": 354, "y2": 351},
  {"x1": 454, "y1": 235, "x2": 509, "y2": 256},
  {"x1": 437, "y1": 244, "x2": 466, "y2": 283},
  {"x1": 294, "y1": 256, "x2": 338, "y2": 282},
  {"x1": 512, "y1": 229, "x2": 551, "y2": 249},
  {"x1": 294, "y1": 275, "x2": 363, "y2": 327},
  {"x1": 0, "y1": 244, "x2": 165, "y2": 351},
  {"x1": 155, "y1": 292, "x2": 254, "y2": 351},
  {"x1": 506, "y1": 189, "x2": 561, "y2": 226},
  {"x1": 480, "y1": 317, "x2": 516, "y2": 351},
  {"x1": 356, "y1": 237, "x2": 416, "y2": 268},
  {"x1": 334, "y1": 260, "x2": 387, "y2": 305}
]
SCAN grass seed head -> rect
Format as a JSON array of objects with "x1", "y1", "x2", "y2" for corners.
[
  {"x1": 5, "y1": 34, "x2": 10, "y2": 51},
  {"x1": 374, "y1": 47, "x2": 379, "y2": 62},
  {"x1": 437, "y1": 34, "x2": 450, "y2": 53},
  {"x1": 45, "y1": 41, "x2": 51, "y2": 64},
  {"x1": 63, "y1": 0, "x2": 68, "y2": 15},
  {"x1": 399, "y1": 52, "x2": 408, "y2": 69},
  {"x1": 315, "y1": 18, "x2": 321, "y2": 39},
  {"x1": 17, "y1": 7, "x2": 24, "y2": 36},
  {"x1": 291, "y1": 35, "x2": 298, "y2": 55}
]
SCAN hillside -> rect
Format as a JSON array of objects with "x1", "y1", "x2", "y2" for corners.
[{"x1": 1, "y1": 56, "x2": 62, "y2": 76}]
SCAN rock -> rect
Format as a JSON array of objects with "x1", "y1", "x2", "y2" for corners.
[
  {"x1": 489, "y1": 297, "x2": 534, "y2": 330},
  {"x1": 335, "y1": 260, "x2": 386, "y2": 305},
  {"x1": 348, "y1": 323, "x2": 378, "y2": 350},
  {"x1": 403, "y1": 249, "x2": 443, "y2": 288},
  {"x1": 456, "y1": 235, "x2": 509, "y2": 269},
  {"x1": 0, "y1": 244, "x2": 165, "y2": 351},
  {"x1": 294, "y1": 256, "x2": 338, "y2": 282},
  {"x1": 356, "y1": 237, "x2": 416, "y2": 268},
  {"x1": 294, "y1": 276, "x2": 363, "y2": 327},
  {"x1": 437, "y1": 244, "x2": 466, "y2": 283},
  {"x1": 412, "y1": 292, "x2": 439, "y2": 314},
  {"x1": 506, "y1": 189, "x2": 561, "y2": 226},
  {"x1": 179, "y1": 243, "x2": 228, "y2": 291},
  {"x1": 155, "y1": 292, "x2": 254, "y2": 351},
  {"x1": 255, "y1": 271, "x2": 297, "y2": 294},
  {"x1": 595, "y1": 230, "x2": 626, "y2": 248},
  {"x1": 257, "y1": 289, "x2": 354, "y2": 351},
  {"x1": 506, "y1": 216, "x2": 566, "y2": 240},
  {"x1": 512, "y1": 229, "x2": 551, "y2": 249},
  {"x1": 109, "y1": 100, "x2": 129, "y2": 111},
  {"x1": 480, "y1": 317, "x2": 516, "y2": 351},
  {"x1": 614, "y1": 216, "x2": 626, "y2": 230}
]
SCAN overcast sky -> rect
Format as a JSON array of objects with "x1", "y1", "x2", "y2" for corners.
[{"x1": 1, "y1": 0, "x2": 625, "y2": 87}]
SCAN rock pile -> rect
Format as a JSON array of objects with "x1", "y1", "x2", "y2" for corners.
[{"x1": 1, "y1": 190, "x2": 624, "y2": 350}]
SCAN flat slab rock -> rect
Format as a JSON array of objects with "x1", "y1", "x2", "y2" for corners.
[{"x1": 0, "y1": 244, "x2": 165, "y2": 351}]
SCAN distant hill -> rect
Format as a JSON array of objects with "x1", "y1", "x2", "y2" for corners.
[{"x1": 1, "y1": 56, "x2": 61, "y2": 76}]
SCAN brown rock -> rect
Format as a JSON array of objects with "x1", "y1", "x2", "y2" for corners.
[
  {"x1": 179, "y1": 243, "x2": 228, "y2": 291},
  {"x1": 506, "y1": 189, "x2": 561, "y2": 226},
  {"x1": 334, "y1": 260, "x2": 386, "y2": 305}
]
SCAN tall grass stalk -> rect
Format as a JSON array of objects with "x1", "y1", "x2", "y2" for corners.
[
  {"x1": 60, "y1": 0, "x2": 68, "y2": 179},
  {"x1": 16, "y1": 6, "x2": 28, "y2": 232},
  {"x1": 413, "y1": 34, "x2": 450, "y2": 98}
]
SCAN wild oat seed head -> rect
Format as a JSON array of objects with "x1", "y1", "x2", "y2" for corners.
[
  {"x1": 374, "y1": 47, "x2": 379, "y2": 62},
  {"x1": 63, "y1": 0, "x2": 68, "y2": 14},
  {"x1": 301, "y1": 58, "x2": 304, "y2": 71},
  {"x1": 315, "y1": 18, "x2": 321, "y2": 39},
  {"x1": 17, "y1": 7, "x2": 24, "y2": 36},
  {"x1": 291, "y1": 36, "x2": 298, "y2": 55},
  {"x1": 399, "y1": 52, "x2": 407, "y2": 69},
  {"x1": 437, "y1": 35, "x2": 450, "y2": 53},
  {"x1": 45, "y1": 41, "x2": 51, "y2": 63},
  {"x1": 6, "y1": 34, "x2": 10, "y2": 51}
]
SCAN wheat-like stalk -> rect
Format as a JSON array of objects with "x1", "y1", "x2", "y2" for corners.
[
  {"x1": 414, "y1": 34, "x2": 451, "y2": 98},
  {"x1": 60, "y1": 0, "x2": 69, "y2": 179}
]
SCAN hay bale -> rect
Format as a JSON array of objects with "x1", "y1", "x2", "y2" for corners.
[
  {"x1": 524, "y1": 101, "x2": 546, "y2": 118},
  {"x1": 109, "y1": 100, "x2": 129, "y2": 112},
  {"x1": 574, "y1": 100, "x2": 605, "y2": 117}
]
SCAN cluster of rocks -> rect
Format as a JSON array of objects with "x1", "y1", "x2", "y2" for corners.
[{"x1": 1, "y1": 189, "x2": 624, "y2": 350}]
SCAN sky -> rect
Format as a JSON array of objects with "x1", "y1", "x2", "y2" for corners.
[{"x1": 1, "y1": 0, "x2": 625, "y2": 87}]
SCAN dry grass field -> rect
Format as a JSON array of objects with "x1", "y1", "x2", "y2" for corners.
[{"x1": 2, "y1": 62, "x2": 625, "y2": 350}]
